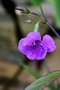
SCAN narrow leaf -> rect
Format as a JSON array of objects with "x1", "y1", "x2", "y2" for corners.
[{"x1": 25, "y1": 70, "x2": 60, "y2": 90}]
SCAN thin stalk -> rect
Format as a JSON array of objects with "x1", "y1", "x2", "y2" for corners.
[
  {"x1": 47, "y1": 22, "x2": 60, "y2": 39},
  {"x1": 44, "y1": 59, "x2": 51, "y2": 72},
  {"x1": 40, "y1": 5, "x2": 60, "y2": 39}
]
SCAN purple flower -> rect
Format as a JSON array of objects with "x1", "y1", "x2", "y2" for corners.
[{"x1": 18, "y1": 32, "x2": 56, "y2": 60}]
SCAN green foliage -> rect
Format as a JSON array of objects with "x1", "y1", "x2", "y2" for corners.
[
  {"x1": 56, "y1": 83, "x2": 60, "y2": 90},
  {"x1": 48, "y1": 0, "x2": 60, "y2": 27},
  {"x1": 31, "y1": 0, "x2": 44, "y2": 6},
  {"x1": 21, "y1": 64, "x2": 56, "y2": 90},
  {"x1": 25, "y1": 70, "x2": 60, "y2": 90}
]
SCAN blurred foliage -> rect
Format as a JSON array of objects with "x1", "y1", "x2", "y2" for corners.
[
  {"x1": 56, "y1": 83, "x2": 60, "y2": 90},
  {"x1": 47, "y1": 0, "x2": 60, "y2": 27},
  {"x1": 22, "y1": 64, "x2": 41, "y2": 79},
  {"x1": 31, "y1": 0, "x2": 44, "y2": 6}
]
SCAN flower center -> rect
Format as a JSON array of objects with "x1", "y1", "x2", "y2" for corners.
[{"x1": 33, "y1": 40, "x2": 40, "y2": 48}]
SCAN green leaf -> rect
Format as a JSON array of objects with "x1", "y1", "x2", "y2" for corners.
[
  {"x1": 25, "y1": 70, "x2": 60, "y2": 90},
  {"x1": 22, "y1": 64, "x2": 55, "y2": 90},
  {"x1": 31, "y1": 0, "x2": 44, "y2": 6},
  {"x1": 22, "y1": 64, "x2": 41, "y2": 79},
  {"x1": 47, "y1": 0, "x2": 60, "y2": 27},
  {"x1": 48, "y1": 83, "x2": 57, "y2": 90}
]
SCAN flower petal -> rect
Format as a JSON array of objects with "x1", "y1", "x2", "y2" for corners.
[
  {"x1": 42, "y1": 35, "x2": 56, "y2": 52},
  {"x1": 18, "y1": 32, "x2": 41, "y2": 48},
  {"x1": 18, "y1": 38, "x2": 26, "y2": 54},
  {"x1": 26, "y1": 32, "x2": 41, "y2": 43},
  {"x1": 18, "y1": 38, "x2": 33, "y2": 55},
  {"x1": 27, "y1": 45, "x2": 47, "y2": 60}
]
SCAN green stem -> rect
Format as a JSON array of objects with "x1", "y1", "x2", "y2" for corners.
[{"x1": 34, "y1": 20, "x2": 44, "y2": 32}]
